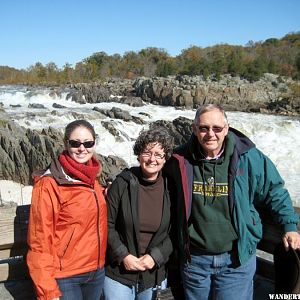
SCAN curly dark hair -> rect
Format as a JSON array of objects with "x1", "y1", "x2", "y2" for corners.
[{"x1": 133, "y1": 127, "x2": 174, "y2": 160}]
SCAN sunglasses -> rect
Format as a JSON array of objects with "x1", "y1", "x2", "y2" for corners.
[
  {"x1": 68, "y1": 140, "x2": 95, "y2": 148},
  {"x1": 198, "y1": 125, "x2": 226, "y2": 133}
]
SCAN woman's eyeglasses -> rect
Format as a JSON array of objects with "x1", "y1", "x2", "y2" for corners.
[
  {"x1": 141, "y1": 151, "x2": 165, "y2": 160},
  {"x1": 198, "y1": 125, "x2": 226, "y2": 133},
  {"x1": 68, "y1": 140, "x2": 95, "y2": 148}
]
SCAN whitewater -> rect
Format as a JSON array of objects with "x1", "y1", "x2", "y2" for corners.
[{"x1": 1, "y1": 85, "x2": 300, "y2": 207}]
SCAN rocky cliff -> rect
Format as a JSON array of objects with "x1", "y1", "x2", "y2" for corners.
[
  {"x1": 67, "y1": 74, "x2": 300, "y2": 116},
  {"x1": 0, "y1": 110, "x2": 127, "y2": 186},
  {"x1": 1, "y1": 73, "x2": 300, "y2": 187}
]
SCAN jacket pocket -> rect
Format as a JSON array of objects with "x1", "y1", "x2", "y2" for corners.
[
  {"x1": 58, "y1": 226, "x2": 76, "y2": 270},
  {"x1": 248, "y1": 209, "x2": 262, "y2": 241}
]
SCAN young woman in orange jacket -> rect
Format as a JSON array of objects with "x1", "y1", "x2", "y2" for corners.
[{"x1": 27, "y1": 119, "x2": 107, "y2": 300}]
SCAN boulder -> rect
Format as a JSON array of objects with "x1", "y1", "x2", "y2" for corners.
[
  {"x1": 0, "y1": 111, "x2": 127, "y2": 187},
  {"x1": 133, "y1": 74, "x2": 300, "y2": 115}
]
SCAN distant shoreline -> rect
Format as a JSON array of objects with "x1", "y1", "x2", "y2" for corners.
[{"x1": 1, "y1": 74, "x2": 299, "y2": 117}]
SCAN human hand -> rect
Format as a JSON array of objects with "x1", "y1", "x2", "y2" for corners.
[
  {"x1": 123, "y1": 254, "x2": 146, "y2": 271},
  {"x1": 139, "y1": 254, "x2": 155, "y2": 270},
  {"x1": 283, "y1": 231, "x2": 300, "y2": 251},
  {"x1": 104, "y1": 181, "x2": 112, "y2": 196}
]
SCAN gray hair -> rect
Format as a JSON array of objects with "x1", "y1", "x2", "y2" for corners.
[{"x1": 194, "y1": 104, "x2": 228, "y2": 124}]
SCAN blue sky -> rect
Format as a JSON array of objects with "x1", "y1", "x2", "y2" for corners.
[{"x1": 1, "y1": 0, "x2": 299, "y2": 70}]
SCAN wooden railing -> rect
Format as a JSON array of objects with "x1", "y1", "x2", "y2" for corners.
[
  {"x1": 0, "y1": 204, "x2": 299, "y2": 298},
  {"x1": 0, "y1": 204, "x2": 30, "y2": 282},
  {"x1": 256, "y1": 206, "x2": 300, "y2": 282}
]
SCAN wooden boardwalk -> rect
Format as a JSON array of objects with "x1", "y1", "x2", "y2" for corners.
[{"x1": 0, "y1": 204, "x2": 299, "y2": 299}]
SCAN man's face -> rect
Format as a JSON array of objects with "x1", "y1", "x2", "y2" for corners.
[{"x1": 192, "y1": 109, "x2": 228, "y2": 158}]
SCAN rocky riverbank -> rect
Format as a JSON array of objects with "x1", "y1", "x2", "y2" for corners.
[
  {"x1": 66, "y1": 74, "x2": 300, "y2": 116},
  {"x1": 0, "y1": 110, "x2": 127, "y2": 187},
  {"x1": 0, "y1": 109, "x2": 193, "y2": 188},
  {"x1": 0, "y1": 73, "x2": 299, "y2": 189}
]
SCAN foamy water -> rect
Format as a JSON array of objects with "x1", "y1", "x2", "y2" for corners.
[{"x1": 1, "y1": 85, "x2": 300, "y2": 207}]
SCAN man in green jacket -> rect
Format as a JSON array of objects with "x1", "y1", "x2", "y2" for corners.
[{"x1": 165, "y1": 104, "x2": 300, "y2": 300}]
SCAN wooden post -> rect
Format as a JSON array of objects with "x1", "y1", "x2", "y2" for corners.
[{"x1": 0, "y1": 204, "x2": 30, "y2": 281}]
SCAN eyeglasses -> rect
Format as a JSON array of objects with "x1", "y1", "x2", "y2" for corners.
[
  {"x1": 198, "y1": 125, "x2": 226, "y2": 133},
  {"x1": 140, "y1": 151, "x2": 165, "y2": 160},
  {"x1": 68, "y1": 140, "x2": 95, "y2": 148}
]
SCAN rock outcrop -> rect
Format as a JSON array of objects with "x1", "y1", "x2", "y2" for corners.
[
  {"x1": 1, "y1": 73, "x2": 300, "y2": 189},
  {"x1": 63, "y1": 74, "x2": 300, "y2": 116},
  {"x1": 0, "y1": 111, "x2": 127, "y2": 186},
  {"x1": 68, "y1": 79, "x2": 143, "y2": 106},
  {"x1": 133, "y1": 74, "x2": 300, "y2": 116},
  {"x1": 0, "y1": 107, "x2": 193, "y2": 188},
  {"x1": 150, "y1": 117, "x2": 193, "y2": 147}
]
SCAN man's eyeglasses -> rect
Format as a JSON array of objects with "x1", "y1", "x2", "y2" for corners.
[
  {"x1": 68, "y1": 140, "x2": 95, "y2": 148},
  {"x1": 141, "y1": 151, "x2": 165, "y2": 160},
  {"x1": 198, "y1": 125, "x2": 226, "y2": 133}
]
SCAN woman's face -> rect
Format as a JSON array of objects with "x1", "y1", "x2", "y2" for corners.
[
  {"x1": 66, "y1": 126, "x2": 96, "y2": 164},
  {"x1": 138, "y1": 142, "x2": 166, "y2": 180}
]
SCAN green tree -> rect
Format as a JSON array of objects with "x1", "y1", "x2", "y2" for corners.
[
  {"x1": 45, "y1": 62, "x2": 59, "y2": 82},
  {"x1": 60, "y1": 63, "x2": 73, "y2": 83},
  {"x1": 294, "y1": 52, "x2": 300, "y2": 78},
  {"x1": 83, "y1": 51, "x2": 110, "y2": 79},
  {"x1": 243, "y1": 57, "x2": 267, "y2": 82},
  {"x1": 178, "y1": 46, "x2": 204, "y2": 75},
  {"x1": 1, "y1": 31, "x2": 300, "y2": 84},
  {"x1": 156, "y1": 57, "x2": 177, "y2": 77},
  {"x1": 228, "y1": 47, "x2": 246, "y2": 76},
  {"x1": 27, "y1": 62, "x2": 47, "y2": 83},
  {"x1": 122, "y1": 51, "x2": 143, "y2": 77},
  {"x1": 138, "y1": 47, "x2": 170, "y2": 77}
]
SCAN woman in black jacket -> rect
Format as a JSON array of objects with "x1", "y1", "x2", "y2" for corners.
[{"x1": 103, "y1": 127, "x2": 174, "y2": 300}]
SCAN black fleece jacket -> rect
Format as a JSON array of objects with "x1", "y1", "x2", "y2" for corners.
[{"x1": 105, "y1": 167, "x2": 173, "y2": 288}]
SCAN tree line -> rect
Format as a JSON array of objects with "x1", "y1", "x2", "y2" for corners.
[{"x1": 0, "y1": 32, "x2": 299, "y2": 85}]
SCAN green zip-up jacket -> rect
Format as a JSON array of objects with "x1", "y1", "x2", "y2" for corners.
[{"x1": 164, "y1": 128, "x2": 299, "y2": 265}]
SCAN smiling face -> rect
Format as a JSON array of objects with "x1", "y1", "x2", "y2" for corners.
[
  {"x1": 66, "y1": 126, "x2": 96, "y2": 164},
  {"x1": 192, "y1": 108, "x2": 229, "y2": 158},
  {"x1": 138, "y1": 142, "x2": 166, "y2": 180}
]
